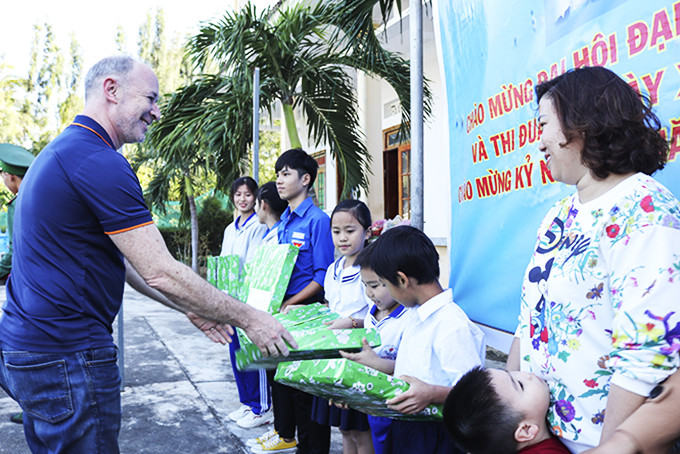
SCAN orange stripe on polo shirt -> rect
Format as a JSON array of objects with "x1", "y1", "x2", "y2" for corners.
[
  {"x1": 71, "y1": 123, "x2": 114, "y2": 149},
  {"x1": 105, "y1": 221, "x2": 154, "y2": 235}
]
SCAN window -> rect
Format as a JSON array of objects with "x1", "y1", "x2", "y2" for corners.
[
  {"x1": 312, "y1": 151, "x2": 326, "y2": 209},
  {"x1": 400, "y1": 148, "x2": 410, "y2": 217},
  {"x1": 383, "y1": 126, "x2": 410, "y2": 219}
]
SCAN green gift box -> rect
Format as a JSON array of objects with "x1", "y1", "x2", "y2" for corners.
[
  {"x1": 243, "y1": 244, "x2": 299, "y2": 314},
  {"x1": 207, "y1": 255, "x2": 246, "y2": 300},
  {"x1": 235, "y1": 304, "x2": 381, "y2": 371},
  {"x1": 274, "y1": 358, "x2": 443, "y2": 421},
  {"x1": 206, "y1": 256, "x2": 218, "y2": 286}
]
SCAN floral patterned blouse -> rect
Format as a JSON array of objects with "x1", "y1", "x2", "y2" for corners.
[{"x1": 516, "y1": 173, "x2": 680, "y2": 452}]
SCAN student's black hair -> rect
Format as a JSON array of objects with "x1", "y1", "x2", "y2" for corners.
[
  {"x1": 275, "y1": 148, "x2": 319, "y2": 187},
  {"x1": 354, "y1": 241, "x2": 376, "y2": 269},
  {"x1": 257, "y1": 181, "x2": 288, "y2": 218},
  {"x1": 368, "y1": 225, "x2": 439, "y2": 286},
  {"x1": 443, "y1": 366, "x2": 523, "y2": 454},
  {"x1": 331, "y1": 200, "x2": 372, "y2": 230},
  {"x1": 230, "y1": 176, "x2": 258, "y2": 200}
]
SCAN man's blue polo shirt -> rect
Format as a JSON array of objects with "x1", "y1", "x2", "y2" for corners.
[
  {"x1": 0, "y1": 115, "x2": 153, "y2": 352},
  {"x1": 277, "y1": 197, "x2": 334, "y2": 298}
]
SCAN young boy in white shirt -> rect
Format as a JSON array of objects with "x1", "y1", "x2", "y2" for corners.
[{"x1": 348, "y1": 226, "x2": 485, "y2": 453}]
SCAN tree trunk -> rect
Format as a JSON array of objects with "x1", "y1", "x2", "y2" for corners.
[
  {"x1": 282, "y1": 103, "x2": 302, "y2": 149},
  {"x1": 185, "y1": 174, "x2": 199, "y2": 273}
]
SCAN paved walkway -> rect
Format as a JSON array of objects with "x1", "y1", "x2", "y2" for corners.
[{"x1": 0, "y1": 285, "x2": 343, "y2": 454}]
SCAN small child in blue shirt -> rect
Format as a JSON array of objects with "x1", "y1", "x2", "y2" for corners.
[{"x1": 340, "y1": 241, "x2": 413, "y2": 454}]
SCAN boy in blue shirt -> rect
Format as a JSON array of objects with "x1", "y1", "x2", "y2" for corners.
[
  {"x1": 250, "y1": 148, "x2": 334, "y2": 454},
  {"x1": 276, "y1": 149, "x2": 334, "y2": 312},
  {"x1": 364, "y1": 226, "x2": 486, "y2": 454}
]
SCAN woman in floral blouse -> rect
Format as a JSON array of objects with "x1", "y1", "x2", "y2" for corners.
[{"x1": 507, "y1": 66, "x2": 680, "y2": 453}]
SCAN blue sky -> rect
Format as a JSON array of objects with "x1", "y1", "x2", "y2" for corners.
[{"x1": 0, "y1": 0, "x2": 249, "y2": 78}]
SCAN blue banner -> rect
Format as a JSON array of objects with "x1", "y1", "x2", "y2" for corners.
[{"x1": 435, "y1": 0, "x2": 680, "y2": 333}]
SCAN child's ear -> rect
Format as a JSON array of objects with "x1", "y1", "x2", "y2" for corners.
[
  {"x1": 395, "y1": 271, "x2": 409, "y2": 288},
  {"x1": 300, "y1": 172, "x2": 311, "y2": 188},
  {"x1": 514, "y1": 422, "x2": 539, "y2": 444}
]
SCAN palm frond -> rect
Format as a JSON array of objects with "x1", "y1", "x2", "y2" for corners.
[
  {"x1": 156, "y1": 0, "x2": 430, "y2": 200},
  {"x1": 298, "y1": 65, "x2": 370, "y2": 196}
]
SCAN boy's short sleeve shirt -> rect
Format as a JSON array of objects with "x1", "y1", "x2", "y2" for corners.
[
  {"x1": 277, "y1": 197, "x2": 334, "y2": 297},
  {"x1": 0, "y1": 115, "x2": 153, "y2": 352},
  {"x1": 393, "y1": 289, "x2": 486, "y2": 386}
]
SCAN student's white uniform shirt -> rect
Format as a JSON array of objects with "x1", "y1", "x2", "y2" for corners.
[
  {"x1": 364, "y1": 304, "x2": 413, "y2": 361},
  {"x1": 220, "y1": 213, "x2": 268, "y2": 271},
  {"x1": 323, "y1": 256, "x2": 371, "y2": 319},
  {"x1": 393, "y1": 288, "x2": 485, "y2": 386},
  {"x1": 260, "y1": 222, "x2": 281, "y2": 246}
]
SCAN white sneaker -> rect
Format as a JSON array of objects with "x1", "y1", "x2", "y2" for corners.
[
  {"x1": 237, "y1": 408, "x2": 274, "y2": 428},
  {"x1": 228, "y1": 404, "x2": 251, "y2": 421},
  {"x1": 246, "y1": 428, "x2": 277, "y2": 448}
]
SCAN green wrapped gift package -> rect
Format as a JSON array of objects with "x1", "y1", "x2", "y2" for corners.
[
  {"x1": 275, "y1": 358, "x2": 443, "y2": 421},
  {"x1": 235, "y1": 304, "x2": 381, "y2": 371},
  {"x1": 244, "y1": 244, "x2": 299, "y2": 313},
  {"x1": 206, "y1": 255, "x2": 246, "y2": 300}
]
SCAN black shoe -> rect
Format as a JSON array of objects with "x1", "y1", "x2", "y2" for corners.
[{"x1": 10, "y1": 412, "x2": 23, "y2": 424}]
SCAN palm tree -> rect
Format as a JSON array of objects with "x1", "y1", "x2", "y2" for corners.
[
  {"x1": 168, "y1": 0, "x2": 428, "y2": 197},
  {"x1": 142, "y1": 0, "x2": 430, "y2": 268}
]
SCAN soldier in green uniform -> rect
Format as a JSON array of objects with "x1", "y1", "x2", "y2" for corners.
[
  {"x1": 0, "y1": 144, "x2": 34, "y2": 426},
  {"x1": 0, "y1": 143, "x2": 34, "y2": 283}
]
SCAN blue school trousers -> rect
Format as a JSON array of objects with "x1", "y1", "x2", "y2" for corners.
[
  {"x1": 229, "y1": 334, "x2": 270, "y2": 414},
  {"x1": 384, "y1": 420, "x2": 463, "y2": 454}
]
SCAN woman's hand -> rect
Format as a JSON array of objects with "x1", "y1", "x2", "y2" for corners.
[{"x1": 581, "y1": 431, "x2": 640, "y2": 454}]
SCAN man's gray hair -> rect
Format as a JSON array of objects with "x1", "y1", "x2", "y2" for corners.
[{"x1": 84, "y1": 56, "x2": 136, "y2": 101}]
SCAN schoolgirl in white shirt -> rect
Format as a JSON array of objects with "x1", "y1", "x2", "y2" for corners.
[
  {"x1": 220, "y1": 176, "x2": 267, "y2": 269},
  {"x1": 221, "y1": 176, "x2": 270, "y2": 429},
  {"x1": 313, "y1": 199, "x2": 374, "y2": 454}
]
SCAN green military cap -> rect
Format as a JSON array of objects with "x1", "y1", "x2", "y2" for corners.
[{"x1": 0, "y1": 143, "x2": 34, "y2": 177}]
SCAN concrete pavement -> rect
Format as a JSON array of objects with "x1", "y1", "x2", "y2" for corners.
[{"x1": 0, "y1": 284, "x2": 343, "y2": 454}]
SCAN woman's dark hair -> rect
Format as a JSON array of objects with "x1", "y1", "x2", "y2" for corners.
[
  {"x1": 331, "y1": 199, "x2": 372, "y2": 231},
  {"x1": 443, "y1": 366, "x2": 523, "y2": 454},
  {"x1": 257, "y1": 181, "x2": 288, "y2": 217},
  {"x1": 535, "y1": 66, "x2": 668, "y2": 179},
  {"x1": 230, "y1": 176, "x2": 258, "y2": 200}
]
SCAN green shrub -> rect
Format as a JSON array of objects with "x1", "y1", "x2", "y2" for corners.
[
  {"x1": 158, "y1": 227, "x2": 191, "y2": 264},
  {"x1": 157, "y1": 196, "x2": 232, "y2": 276},
  {"x1": 198, "y1": 196, "x2": 232, "y2": 257}
]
